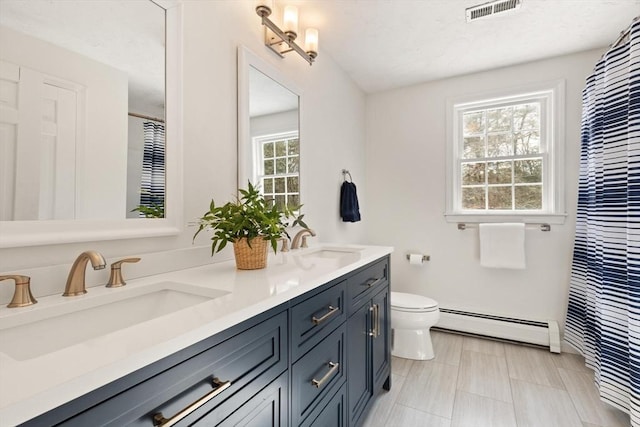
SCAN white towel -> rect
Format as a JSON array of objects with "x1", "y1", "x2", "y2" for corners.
[{"x1": 479, "y1": 223, "x2": 526, "y2": 269}]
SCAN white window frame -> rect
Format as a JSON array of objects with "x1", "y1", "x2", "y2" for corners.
[
  {"x1": 252, "y1": 130, "x2": 300, "y2": 209},
  {"x1": 445, "y1": 80, "x2": 567, "y2": 225}
]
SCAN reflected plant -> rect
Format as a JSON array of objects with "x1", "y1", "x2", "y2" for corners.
[{"x1": 132, "y1": 203, "x2": 164, "y2": 218}]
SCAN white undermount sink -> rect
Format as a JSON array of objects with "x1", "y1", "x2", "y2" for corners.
[
  {"x1": 299, "y1": 246, "x2": 365, "y2": 259},
  {"x1": 0, "y1": 282, "x2": 228, "y2": 361}
]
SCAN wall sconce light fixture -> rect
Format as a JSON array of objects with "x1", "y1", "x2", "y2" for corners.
[{"x1": 256, "y1": 1, "x2": 318, "y2": 65}]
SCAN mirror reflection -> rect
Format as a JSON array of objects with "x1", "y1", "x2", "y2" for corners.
[
  {"x1": 0, "y1": 0, "x2": 165, "y2": 221},
  {"x1": 247, "y1": 66, "x2": 300, "y2": 209}
]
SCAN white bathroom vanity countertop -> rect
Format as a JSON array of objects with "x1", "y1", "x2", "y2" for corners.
[{"x1": 0, "y1": 243, "x2": 393, "y2": 426}]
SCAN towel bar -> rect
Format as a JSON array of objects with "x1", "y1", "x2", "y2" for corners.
[{"x1": 457, "y1": 223, "x2": 551, "y2": 232}]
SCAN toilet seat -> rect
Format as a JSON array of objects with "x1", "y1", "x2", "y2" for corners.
[{"x1": 391, "y1": 291, "x2": 439, "y2": 313}]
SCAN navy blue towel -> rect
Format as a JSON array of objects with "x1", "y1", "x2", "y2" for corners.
[{"x1": 340, "y1": 181, "x2": 361, "y2": 222}]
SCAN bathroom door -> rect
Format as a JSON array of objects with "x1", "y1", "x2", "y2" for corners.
[{"x1": 0, "y1": 60, "x2": 78, "y2": 220}]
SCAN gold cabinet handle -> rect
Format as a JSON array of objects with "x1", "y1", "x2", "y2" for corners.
[
  {"x1": 311, "y1": 362, "x2": 339, "y2": 389},
  {"x1": 312, "y1": 305, "x2": 339, "y2": 325},
  {"x1": 152, "y1": 377, "x2": 231, "y2": 427},
  {"x1": 106, "y1": 257, "x2": 141, "y2": 288},
  {"x1": 365, "y1": 277, "x2": 382, "y2": 288}
]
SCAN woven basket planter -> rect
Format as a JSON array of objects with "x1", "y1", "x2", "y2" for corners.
[{"x1": 233, "y1": 237, "x2": 269, "y2": 270}]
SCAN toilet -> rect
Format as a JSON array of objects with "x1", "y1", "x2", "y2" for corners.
[{"x1": 390, "y1": 291, "x2": 440, "y2": 360}]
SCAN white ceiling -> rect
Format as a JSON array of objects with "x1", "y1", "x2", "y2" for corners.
[{"x1": 284, "y1": 0, "x2": 640, "y2": 93}]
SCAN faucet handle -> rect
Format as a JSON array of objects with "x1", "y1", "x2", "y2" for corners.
[
  {"x1": 0, "y1": 275, "x2": 37, "y2": 308},
  {"x1": 106, "y1": 258, "x2": 141, "y2": 288},
  {"x1": 280, "y1": 238, "x2": 290, "y2": 252},
  {"x1": 301, "y1": 229, "x2": 316, "y2": 248}
]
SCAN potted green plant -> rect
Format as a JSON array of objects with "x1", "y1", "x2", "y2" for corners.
[{"x1": 193, "y1": 182, "x2": 308, "y2": 270}]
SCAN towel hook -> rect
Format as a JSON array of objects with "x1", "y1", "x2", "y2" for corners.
[{"x1": 342, "y1": 169, "x2": 353, "y2": 182}]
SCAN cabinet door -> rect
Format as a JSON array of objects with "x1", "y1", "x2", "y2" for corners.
[
  {"x1": 347, "y1": 301, "x2": 372, "y2": 425},
  {"x1": 371, "y1": 287, "x2": 390, "y2": 391}
]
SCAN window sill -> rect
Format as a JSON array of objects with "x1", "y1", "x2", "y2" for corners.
[{"x1": 444, "y1": 213, "x2": 567, "y2": 225}]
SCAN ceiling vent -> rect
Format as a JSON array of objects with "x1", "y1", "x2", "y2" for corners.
[{"x1": 466, "y1": 0, "x2": 522, "y2": 22}]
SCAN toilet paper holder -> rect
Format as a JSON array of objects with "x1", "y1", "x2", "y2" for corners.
[{"x1": 406, "y1": 254, "x2": 430, "y2": 262}]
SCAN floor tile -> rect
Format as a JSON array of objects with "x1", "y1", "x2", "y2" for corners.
[
  {"x1": 558, "y1": 368, "x2": 631, "y2": 427},
  {"x1": 462, "y1": 335, "x2": 506, "y2": 357},
  {"x1": 552, "y1": 351, "x2": 592, "y2": 375},
  {"x1": 505, "y1": 343, "x2": 565, "y2": 389},
  {"x1": 511, "y1": 379, "x2": 583, "y2": 427},
  {"x1": 360, "y1": 374, "x2": 407, "y2": 427},
  {"x1": 451, "y1": 390, "x2": 517, "y2": 427},
  {"x1": 396, "y1": 361, "x2": 459, "y2": 418},
  {"x1": 456, "y1": 350, "x2": 512, "y2": 403},
  {"x1": 391, "y1": 356, "x2": 413, "y2": 377},
  {"x1": 431, "y1": 331, "x2": 464, "y2": 366},
  {"x1": 379, "y1": 404, "x2": 451, "y2": 427}
]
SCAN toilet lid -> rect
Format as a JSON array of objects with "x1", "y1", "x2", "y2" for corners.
[{"x1": 391, "y1": 292, "x2": 438, "y2": 311}]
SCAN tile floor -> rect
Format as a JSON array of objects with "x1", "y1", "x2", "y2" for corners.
[{"x1": 361, "y1": 331, "x2": 631, "y2": 427}]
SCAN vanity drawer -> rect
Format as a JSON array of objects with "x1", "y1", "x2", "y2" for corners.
[
  {"x1": 61, "y1": 311, "x2": 288, "y2": 427},
  {"x1": 347, "y1": 258, "x2": 388, "y2": 315},
  {"x1": 291, "y1": 323, "x2": 346, "y2": 426},
  {"x1": 290, "y1": 279, "x2": 346, "y2": 361},
  {"x1": 299, "y1": 382, "x2": 347, "y2": 427}
]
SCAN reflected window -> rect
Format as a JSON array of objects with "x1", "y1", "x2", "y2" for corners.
[{"x1": 254, "y1": 131, "x2": 299, "y2": 210}]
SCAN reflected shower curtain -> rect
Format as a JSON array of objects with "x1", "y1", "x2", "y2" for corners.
[
  {"x1": 565, "y1": 19, "x2": 639, "y2": 425},
  {"x1": 140, "y1": 121, "x2": 165, "y2": 216}
]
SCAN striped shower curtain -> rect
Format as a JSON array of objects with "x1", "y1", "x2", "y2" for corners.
[
  {"x1": 139, "y1": 121, "x2": 165, "y2": 215},
  {"x1": 565, "y1": 19, "x2": 639, "y2": 425}
]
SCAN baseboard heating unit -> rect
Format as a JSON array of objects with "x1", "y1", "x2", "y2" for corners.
[{"x1": 434, "y1": 308, "x2": 561, "y2": 353}]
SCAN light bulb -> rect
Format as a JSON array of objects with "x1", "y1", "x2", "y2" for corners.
[
  {"x1": 305, "y1": 28, "x2": 319, "y2": 58},
  {"x1": 283, "y1": 5, "x2": 298, "y2": 40}
]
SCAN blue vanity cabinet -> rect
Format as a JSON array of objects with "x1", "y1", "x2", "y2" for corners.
[
  {"x1": 346, "y1": 257, "x2": 391, "y2": 427},
  {"x1": 18, "y1": 255, "x2": 391, "y2": 427}
]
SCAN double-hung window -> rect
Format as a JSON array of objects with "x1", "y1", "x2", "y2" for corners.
[
  {"x1": 254, "y1": 131, "x2": 300, "y2": 210},
  {"x1": 446, "y1": 81, "x2": 566, "y2": 224}
]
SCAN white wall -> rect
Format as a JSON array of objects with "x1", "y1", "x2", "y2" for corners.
[
  {"x1": 365, "y1": 49, "x2": 604, "y2": 341},
  {"x1": 250, "y1": 110, "x2": 298, "y2": 138},
  {"x1": 0, "y1": 1, "x2": 367, "y2": 300}
]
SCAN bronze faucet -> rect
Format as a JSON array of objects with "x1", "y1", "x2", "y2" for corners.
[
  {"x1": 63, "y1": 251, "x2": 106, "y2": 296},
  {"x1": 291, "y1": 228, "x2": 316, "y2": 249}
]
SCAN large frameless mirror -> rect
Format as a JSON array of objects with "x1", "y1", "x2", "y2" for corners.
[{"x1": 238, "y1": 46, "x2": 301, "y2": 210}]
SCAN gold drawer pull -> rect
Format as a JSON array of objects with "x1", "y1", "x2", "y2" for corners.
[
  {"x1": 152, "y1": 377, "x2": 231, "y2": 426},
  {"x1": 312, "y1": 305, "x2": 339, "y2": 325},
  {"x1": 311, "y1": 362, "x2": 339, "y2": 389},
  {"x1": 365, "y1": 277, "x2": 383, "y2": 288}
]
